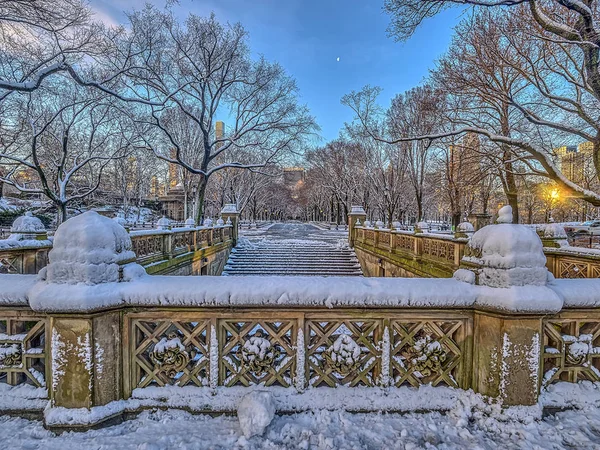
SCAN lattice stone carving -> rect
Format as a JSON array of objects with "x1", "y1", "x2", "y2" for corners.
[
  {"x1": 395, "y1": 235, "x2": 415, "y2": 253},
  {"x1": 0, "y1": 255, "x2": 20, "y2": 274},
  {"x1": 220, "y1": 320, "x2": 296, "y2": 387},
  {"x1": 379, "y1": 232, "x2": 391, "y2": 246},
  {"x1": 390, "y1": 320, "x2": 464, "y2": 388},
  {"x1": 132, "y1": 319, "x2": 210, "y2": 388},
  {"x1": 0, "y1": 317, "x2": 46, "y2": 388},
  {"x1": 559, "y1": 260, "x2": 589, "y2": 279},
  {"x1": 307, "y1": 320, "x2": 381, "y2": 387},
  {"x1": 131, "y1": 235, "x2": 164, "y2": 259},
  {"x1": 423, "y1": 240, "x2": 455, "y2": 262},
  {"x1": 364, "y1": 230, "x2": 375, "y2": 244},
  {"x1": 542, "y1": 320, "x2": 600, "y2": 385}
]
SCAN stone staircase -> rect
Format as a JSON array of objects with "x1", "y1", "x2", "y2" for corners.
[{"x1": 223, "y1": 241, "x2": 363, "y2": 276}]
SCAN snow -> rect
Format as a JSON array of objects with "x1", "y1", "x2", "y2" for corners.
[
  {"x1": 237, "y1": 391, "x2": 275, "y2": 438},
  {"x1": 463, "y1": 223, "x2": 550, "y2": 288},
  {"x1": 222, "y1": 203, "x2": 239, "y2": 214},
  {"x1": 497, "y1": 205, "x2": 513, "y2": 223},
  {"x1": 0, "y1": 237, "x2": 52, "y2": 250},
  {"x1": 10, "y1": 212, "x2": 45, "y2": 233},
  {"x1": 0, "y1": 274, "x2": 36, "y2": 305},
  {"x1": 3, "y1": 387, "x2": 600, "y2": 448},
  {"x1": 43, "y1": 211, "x2": 136, "y2": 284}
]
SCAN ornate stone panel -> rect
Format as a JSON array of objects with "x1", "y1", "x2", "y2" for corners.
[
  {"x1": 306, "y1": 319, "x2": 382, "y2": 387},
  {"x1": 390, "y1": 319, "x2": 465, "y2": 388},
  {"x1": 542, "y1": 319, "x2": 600, "y2": 385},
  {"x1": 131, "y1": 319, "x2": 210, "y2": 388},
  {"x1": 0, "y1": 316, "x2": 46, "y2": 388},
  {"x1": 558, "y1": 259, "x2": 589, "y2": 278},
  {"x1": 219, "y1": 319, "x2": 297, "y2": 387}
]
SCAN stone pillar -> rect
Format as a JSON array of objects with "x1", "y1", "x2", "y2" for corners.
[
  {"x1": 468, "y1": 213, "x2": 492, "y2": 231},
  {"x1": 472, "y1": 312, "x2": 541, "y2": 405},
  {"x1": 27, "y1": 211, "x2": 145, "y2": 430},
  {"x1": 455, "y1": 205, "x2": 561, "y2": 406},
  {"x1": 221, "y1": 204, "x2": 240, "y2": 245},
  {"x1": 348, "y1": 206, "x2": 366, "y2": 248},
  {"x1": 50, "y1": 311, "x2": 122, "y2": 412}
]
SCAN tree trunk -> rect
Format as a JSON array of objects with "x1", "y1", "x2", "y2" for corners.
[
  {"x1": 57, "y1": 202, "x2": 68, "y2": 225},
  {"x1": 195, "y1": 175, "x2": 208, "y2": 225}
]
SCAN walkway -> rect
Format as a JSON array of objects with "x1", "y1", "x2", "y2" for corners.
[{"x1": 223, "y1": 222, "x2": 363, "y2": 276}]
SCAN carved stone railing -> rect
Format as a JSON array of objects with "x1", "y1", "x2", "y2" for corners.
[
  {"x1": 125, "y1": 308, "x2": 471, "y2": 394},
  {"x1": 0, "y1": 225, "x2": 234, "y2": 275},
  {"x1": 353, "y1": 226, "x2": 466, "y2": 278},
  {"x1": 3, "y1": 272, "x2": 600, "y2": 430},
  {"x1": 353, "y1": 226, "x2": 600, "y2": 279}
]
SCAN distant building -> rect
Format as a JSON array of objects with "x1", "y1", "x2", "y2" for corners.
[
  {"x1": 554, "y1": 142, "x2": 594, "y2": 186},
  {"x1": 283, "y1": 167, "x2": 305, "y2": 200},
  {"x1": 158, "y1": 121, "x2": 225, "y2": 221},
  {"x1": 283, "y1": 167, "x2": 305, "y2": 186}
]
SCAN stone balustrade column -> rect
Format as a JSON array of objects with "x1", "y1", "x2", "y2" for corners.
[
  {"x1": 348, "y1": 206, "x2": 366, "y2": 248},
  {"x1": 221, "y1": 204, "x2": 240, "y2": 246}
]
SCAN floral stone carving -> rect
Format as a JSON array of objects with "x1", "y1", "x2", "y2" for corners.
[
  {"x1": 324, "y1": 334, "x2": 362, "y2": 375},
  {"x1": 563, "y1": 334, "x2": 593, "y2": 366},
  {"x1": 238, "y1": 329, "x2": 280, "y2": 374},
  {"x1": 0, "y1": 343, "x2": 22, "y2": 367},
  {"x1": 406, "y1": 334, "x2": 447, "y2": 377},
  {"x1": 150, "y1": 333, "x2": 190, "y2": 379}
]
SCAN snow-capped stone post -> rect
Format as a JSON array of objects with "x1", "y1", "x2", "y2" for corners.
[
  {"x1": 28, "y1": 211, "x2": 146, "y2": 429},
  {"x1": 1, "y1": 212, "x2": 52, "y2": 273},
  {"x1": 455, "y1": 205, "x2": 561, "y2": 406},
  {"x1": 348, "y1": 206, "x2": 366, "y2": 248},
  {"x1": 221, "y1": 203, "x2": 240, "y2": 245},
  {"x1": 454, "y1": 221, "x2": 474, "y2": 239},
  {"x1": 10, "y1": 211, "x2": 47, "y2": 241}
]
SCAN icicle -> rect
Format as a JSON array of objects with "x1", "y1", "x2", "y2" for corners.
[
  {"x1": 210, "y1": 324, "x2": 219, "y2": 390},
  {"x1": 295, "y1": 328, "x2": 305, "y2": 392},
  {"x1": 379, "y1": 326, "x2": 391, "y2": 388}
]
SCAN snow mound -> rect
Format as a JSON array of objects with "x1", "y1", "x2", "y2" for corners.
[
  {"x1": 457, "y1": 222, "x2": 474, "y2": 233},
  {"x1": 462, "y1": 223, "x2": 550, "y2": 288},
  {"x1": 237, "y1": 391, "x2": 275, "y2": 438},
  {"x1": 496, "y1": 205, "x2": 513, "y2": 223},
  {"x1": 44, "y1": 211, "x2": 137, "y2": 284},
  {"x1": 10, "y1": 212, "x2": 45, "y2": 233}
]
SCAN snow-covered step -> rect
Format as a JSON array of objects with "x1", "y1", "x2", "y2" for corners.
[{"x1": 223, "y1": 240, "x2": 363, "y2": 277}]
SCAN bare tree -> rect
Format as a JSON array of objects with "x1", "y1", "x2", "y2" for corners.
[
  {"x1": 383, "y1": 0, "x2": 600, "y2": 206},
  {"x1": 120, "y1": 9, "x2": 316, "y2": 224},
  {"x1": 0, "y1": 78, "x2": 136, "y2": 223}
]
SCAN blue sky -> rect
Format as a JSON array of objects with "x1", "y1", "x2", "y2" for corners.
[{"x1": 90, "y1": 0, "x2": 462, "y2": 142}]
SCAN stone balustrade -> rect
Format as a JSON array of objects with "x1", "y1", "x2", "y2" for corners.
[
  {"x1": 350, "y1": 223, "x2": 600, "y2": 279},
  {"x1": 1, "y1": 208, "x2": 600, "y2": 431},
  {"x1": 0, "y1": 212, "x2": 238, "y2": 276}
]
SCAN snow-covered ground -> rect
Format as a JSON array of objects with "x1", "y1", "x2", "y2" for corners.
[{"x1": 1, "y1": 402, "x2": 600, "y2": 449}]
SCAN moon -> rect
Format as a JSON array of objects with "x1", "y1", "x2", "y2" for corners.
[{"x1": 336, "y1": 57, "x2": 340, "y2": 62}]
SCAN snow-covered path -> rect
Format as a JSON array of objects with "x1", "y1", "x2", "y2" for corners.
[{"x1": 2, "y1": 406, "x2": 600, "y2": 449}]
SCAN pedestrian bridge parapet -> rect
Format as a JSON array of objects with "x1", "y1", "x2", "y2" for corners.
[{"x1": 0, "y1": 209, "x2": 599, "y2": 430}]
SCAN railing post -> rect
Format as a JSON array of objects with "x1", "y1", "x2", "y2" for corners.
[
  {"x1": 221, "y1": 204, "x2": 240, "y2": 246},
  {"x1": 348, "y1": 206, "x2": 366, "y2": 248}
]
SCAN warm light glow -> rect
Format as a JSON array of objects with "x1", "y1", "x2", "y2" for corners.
[{"x1": 550, "y1": 188, "x2": 560, "y2": 200}]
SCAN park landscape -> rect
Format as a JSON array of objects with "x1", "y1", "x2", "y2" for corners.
[{"x1": 1, "y1": 0, "x2": 600, "y2": 448}]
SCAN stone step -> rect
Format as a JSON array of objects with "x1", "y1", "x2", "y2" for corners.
[{"x1": 223, "y1": 270, "x2": 363, "y2": 276}]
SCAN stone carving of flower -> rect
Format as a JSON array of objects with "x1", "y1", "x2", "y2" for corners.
[
  {"x1": 239, "y1": 329, "x2": 279, "y2": 374},
  {"x1": 0, "y1": 343, "x2": 22, "y2": 368},
  {"x1": 150, "y1": 332, "x2": 190, "y2": 379},
  {"x1": 406, "y1": 334, "x2": 447, "y2": 378},
  {"x1": 324, "y1": 334, "x2": 362, "y2": 375},
  {"x1": 563, "y1": 334, "x2": 593, "y2": 366}
]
